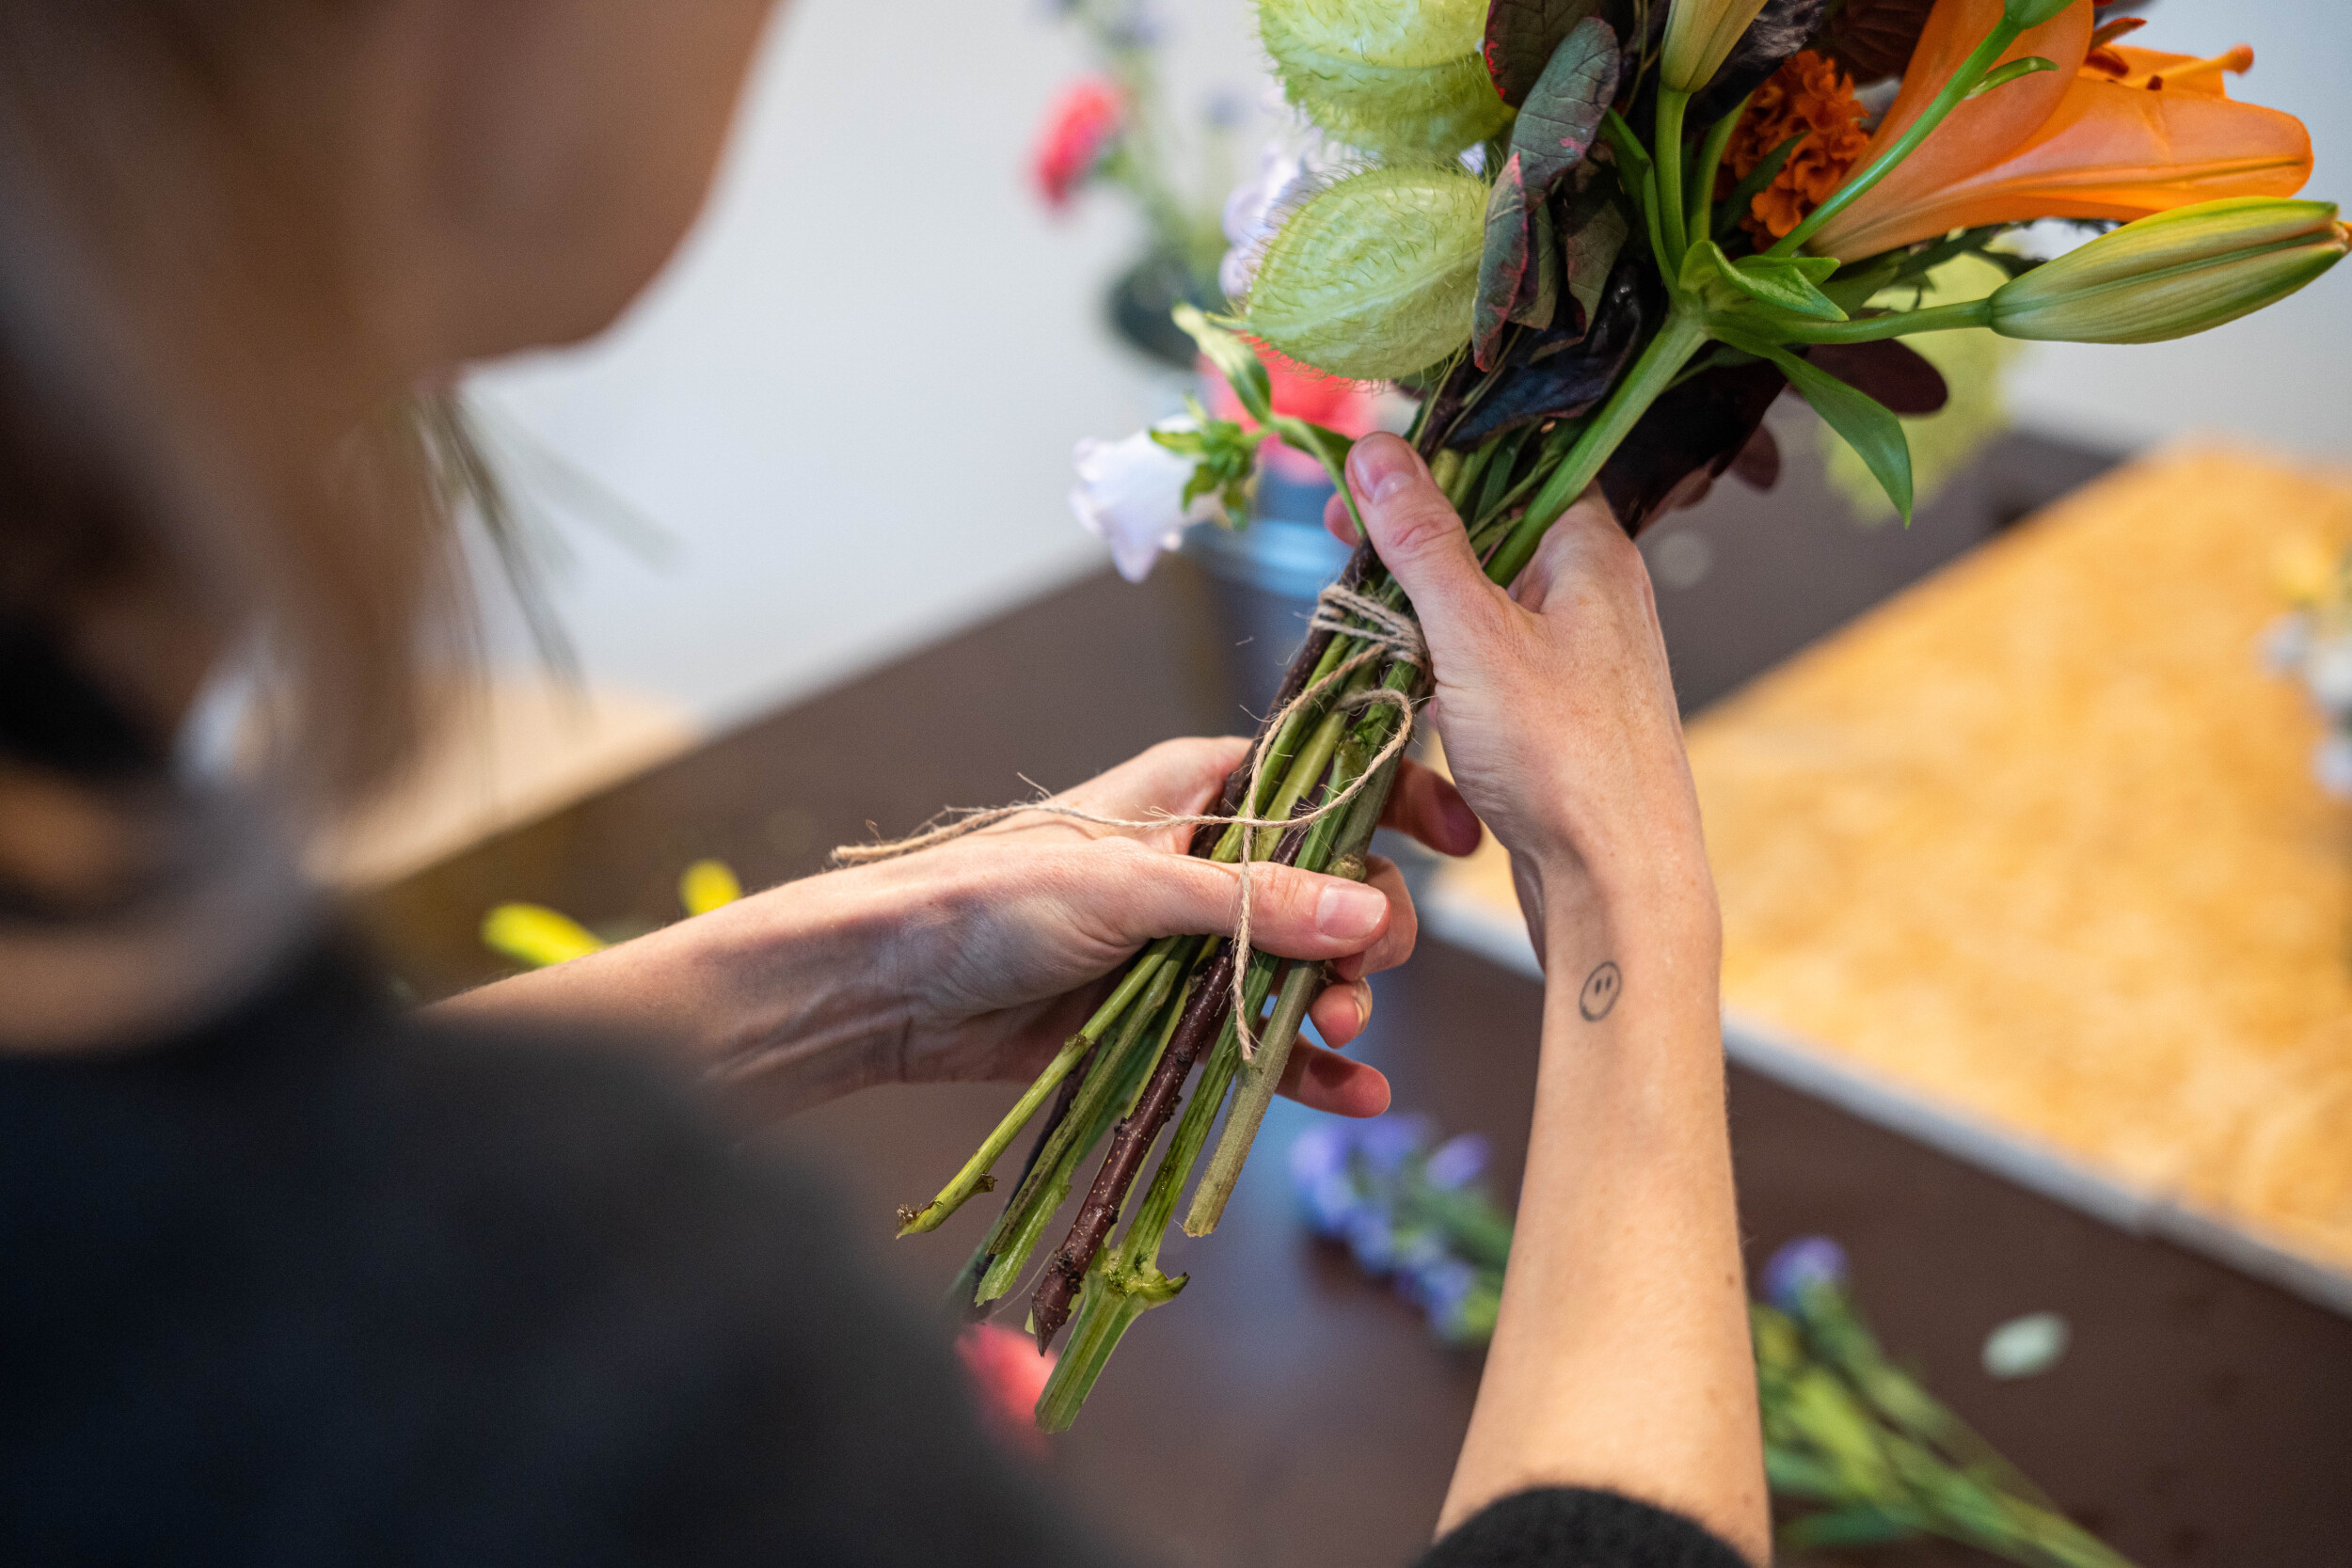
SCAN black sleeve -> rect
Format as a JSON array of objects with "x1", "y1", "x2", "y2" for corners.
[{"x1": 1416, "y1": 1487, "x2": 1751, "y2": 1568}]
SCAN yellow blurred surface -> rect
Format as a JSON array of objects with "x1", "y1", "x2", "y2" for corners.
[{"x1": 1433, "y1": 447, "x2": 2352, "y2": 1279}]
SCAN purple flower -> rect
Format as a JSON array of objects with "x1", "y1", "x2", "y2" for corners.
[
  {"x1": 1406, "y1": 1258, "x2": 1481, "y2": 1327},
  {"x1": 1422, "y1": 1133, "x2": 1490, "y2": 1191},
  {"x1": 1353, "y1": 1114, "x2": 1430, "y2": 1177},
  {"x1": 1343, "y1": 1208, "x2": 1400, "y2": 1272},
  {"x1": 1762, "y1": 1235, "x2": 1850, "y2": 1313},
  {"x1": 1300, "y1": 1172, "x2": 1367, "y2": 1239},
  {"x1": 1289, "y1": 1122, "x2": 1352, "y2": 1188}
]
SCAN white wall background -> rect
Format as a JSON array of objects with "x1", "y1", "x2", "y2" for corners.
[{"x1": 471, "y1": 0, "x2": 2352, "y2": 734}]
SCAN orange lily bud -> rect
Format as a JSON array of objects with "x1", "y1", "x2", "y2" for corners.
[{"x1": 1987, "y1": 198, "x2": 2346, "y2": 342}]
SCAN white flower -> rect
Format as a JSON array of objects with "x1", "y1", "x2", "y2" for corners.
[
  {"x1": 2316, "y1": 733, "x2": 2352, "y2": 800},
  {"x1": 2305, "y1": 633, "x2": 2352, "y2": 717},
  {"x1": 1218, "y1": 121, "x2": 1338, "y2": 302},
  {"x1": 1070, "y1": 420, "x2": 1220, "y2": 583}
]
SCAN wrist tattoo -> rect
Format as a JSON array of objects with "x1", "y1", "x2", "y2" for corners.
[{"x1": 1578, "y1": 960, "x2": 1622, "y2": 1022}]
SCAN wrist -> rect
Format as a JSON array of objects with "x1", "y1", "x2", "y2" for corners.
[{"x1": 660, "y1": 865, "x2": 917, "y2": 1107}]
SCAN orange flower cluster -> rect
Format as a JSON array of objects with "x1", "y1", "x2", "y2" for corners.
[{"x1": 1718, "y1": 50, "x2": 1872, "y2": 244}]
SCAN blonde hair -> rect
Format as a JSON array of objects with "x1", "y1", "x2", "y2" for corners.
[{"x1": 0, "y1": 0, "x2": 469, "y2": 814}]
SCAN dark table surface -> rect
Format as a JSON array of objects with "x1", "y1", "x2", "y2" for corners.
[{"x1": 369, "y1": 431, "x2": 2352, "y2": 1567}]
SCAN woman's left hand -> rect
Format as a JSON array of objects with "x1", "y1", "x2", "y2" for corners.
[
  {"x1": 440, "y1": 736, "x2": 1481, "y2": 1119},
  {"x1": 813, "y1": 736, "x2": 1481, "y2": 1116}
]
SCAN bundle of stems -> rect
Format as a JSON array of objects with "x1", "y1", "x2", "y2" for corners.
[{"x1": 895, "y1": 377, "x2": 1597, "y2": 1424}]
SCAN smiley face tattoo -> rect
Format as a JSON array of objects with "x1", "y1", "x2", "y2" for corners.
[{"x1": 1578, "y1": 960, "x2": 1622, "y2": 1022}]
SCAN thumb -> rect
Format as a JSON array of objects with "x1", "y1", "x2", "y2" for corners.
[{"x1": 1346, "y1": 435, "x2": 1506, "y2": 661}]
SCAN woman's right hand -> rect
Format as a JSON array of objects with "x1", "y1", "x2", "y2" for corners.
[{"x1": 1325, "y1": 434, "x2": 1715, "y2": 954}]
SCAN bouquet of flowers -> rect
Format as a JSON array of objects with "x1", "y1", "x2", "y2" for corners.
[{"x1": 900, "y1": 0, "x2": 2343, "y2": 1431}]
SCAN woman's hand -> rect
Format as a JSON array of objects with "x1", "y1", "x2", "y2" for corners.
[
  {"x1": 800, "y1": 734, "x2": 1480, "y2": 1111},
  {"x1": 1325, "y1": 435, "x2": 1715, "y2": 956},
  {"x1": 1327, "y1": 436, "x2": 1765, "y2": 1561},
  {"x1": 438, "y1": 731, "x2": 1480, "y2": 1121}
]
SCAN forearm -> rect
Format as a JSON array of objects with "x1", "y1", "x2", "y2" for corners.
[
  {"x1": 1438, "y1": 853, "x2": 1768, "y2": 1562},
  {"x1": 428, "y1": 871, "x2": 913, "y2": 1118}
]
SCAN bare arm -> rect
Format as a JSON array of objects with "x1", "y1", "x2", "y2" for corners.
[
  {"x1": 431, "y1": 737, "x2": 1482, "y2": 1121},
  {"x1": 1333, "y1": 435, "x2": 1769, "y2": 1561}
]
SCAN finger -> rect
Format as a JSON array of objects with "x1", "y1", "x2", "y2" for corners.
[
  {"x1": 1380, "y1": 757, "x2": 1482, "y2": 856},
  {"x1": 1062, "y1": 735, "x2": 1250, "y2": 825},
  {"x1": 1346, "y1": 434, "x2": 1511, "y2": 668},
  {"x1": 1309, "y1": 976, "x2": 1374, "y2": 1047},
  {"x1": 1323, "y1": 487, "x2": 1361, "y2": 546},
  {"x1": 1093, "y1": 848, "x2": 1391, "y2": 961},
  {"x1": 1278, "y1": 1040, "x2": 1391, "y2": 1118},
  {"x1": 1329, "y1": 856, "x2": 1415, "y2": 981}
]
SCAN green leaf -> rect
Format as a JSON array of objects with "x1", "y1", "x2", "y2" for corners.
[
  {"x1": 1681, "y1": 240, "x2": 1848, "y2": 321},
  {"x1": 1725, "y1": 327, "x2": 1915, "y2": 522},
  {"x1": 1260, "y1": 0, "x2": 1510, "y2": 158},
  {"x1": 2004, "y1": 0, "x2": 2076, "y2": 27},
  {"x1": 1173, "y1": 303, "x2": 1272, "y2": 423},
  {"x1": 1966, "y1": 55, "x2": 2058, "y2": 99},
  {"x1": 1243, "y1": 166, "x2": 1489, "y2": 381},
  {"x1": 1482, "y1": 0, "x2": 1605, "y2": 106},
  {"x1": 1509, "y1": 16, "x2": 1621, "y2": 195}
]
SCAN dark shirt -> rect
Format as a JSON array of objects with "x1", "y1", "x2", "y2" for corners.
[{"x1": 0, "y1": 942, "x2": 1743, "y2": 1567}]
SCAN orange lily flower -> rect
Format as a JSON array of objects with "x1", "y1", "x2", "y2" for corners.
[{"x1": 1808, "y1": 0, "x2": 2312, "y2": 261}]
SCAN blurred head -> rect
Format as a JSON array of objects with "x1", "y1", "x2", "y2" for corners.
[{"x1": 0, "y1": 0, "x2": 779, "y2": 1042}]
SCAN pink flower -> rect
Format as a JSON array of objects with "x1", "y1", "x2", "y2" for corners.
[
  {"x1": 1205, "y1": 353, "x2": 1387, "y2": 483},
  {"x1": 956, "y1": 1323, "x2": 1057, "y2": 1455},
  {"x1": 1033, "y1": 78, "x2": 1124, "y2": 209}
]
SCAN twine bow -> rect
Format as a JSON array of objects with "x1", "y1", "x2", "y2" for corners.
[{"x1": 832, "y1": 584, "x2": 1428, "y2": 1058}]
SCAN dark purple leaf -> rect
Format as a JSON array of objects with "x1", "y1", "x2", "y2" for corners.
[
  {"x1": 1814, "y1": 0, "x2": 1937, "y2": 84},
  {"x1": 1512, "y1": 17, "x2": 1622, "y2": 197},
  {"x1": 1447, "y1": 247, "x2": 1652, "y2": 448},
  {"x1": 1804, "y1": 339, "x2": 1947, "y2": 416},
  {"x1": 1728, "y1": 423, "x2": 1781, "y2": 489},
  {"x1": 1473, "y1": 155, "x2": 1533, "y2": 372},
  {"x1": 1597, "y1": 360, "x2": 1788, "y2": 534},
  {"x1": 1690, "y1": 0, "x2": 1833, "y2": 123},
  {"x1": 1483, "y1": 0, "x2": 1606, "y2": 107}
]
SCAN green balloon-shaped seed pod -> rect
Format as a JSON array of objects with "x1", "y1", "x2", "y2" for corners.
[
  {"x1": 1244, "y1": 165, "x2": 1487, "y2": 380},
  {"x1": 1260, "y1": 0, "x2": 1511, "y2": 158}
]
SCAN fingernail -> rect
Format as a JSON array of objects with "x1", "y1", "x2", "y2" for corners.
[
  {"x1": 1316, "y1": 882, "x2": 1386, "y2": 940},
  {"x1": 1354, "y1": 985, "x2": 1374, "y2": 1032},
  {"x1": 1347, "y1": 435, "x2": 1424, "y2": 504}
]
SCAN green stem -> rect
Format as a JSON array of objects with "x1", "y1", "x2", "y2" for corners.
[
  {"x1": 1488, "y1": 309, "x2": 1711, "y2": 585},
  {"x1": 1771, "y1": 19, "x2": 2024, "y2": 258},
  {"x1": 1690, "y1": 92, "x2": 1752, "y2": 247},
  {"x1": 1777, "y1": 297, "x2": 1994, "y2": 342},
  {"x1": 974, "y1": 941, "x2": 1198, "y2": 1294},
  {"x1": 1654, "y1": 88, "x2": 1692, "y2": 265},
  {"x1": 1183, "y1": 736, "x2": 1400, "y2": 1238},
  {"x1": 898, "y1": 937, "x2": 1179, "y2": 1235}
]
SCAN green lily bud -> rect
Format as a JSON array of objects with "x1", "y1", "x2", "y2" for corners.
[
  {"x1": 1660, "y1": 0, "x2": 1772, "y2": 93},
  {"x1": 1989, "y1": 198, "x2": 2348, "y2": 343},
  {"x1": 1245, "y1": 166, "x2": 1488, "y2": 380},
  {"x1": 1259, "y1": 0, "x2": 1509, "y2": 157}
]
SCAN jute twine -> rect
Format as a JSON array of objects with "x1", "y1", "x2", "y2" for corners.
[{"x1": 832, "y1": 584, "x2": 1427, "y2": 1058}]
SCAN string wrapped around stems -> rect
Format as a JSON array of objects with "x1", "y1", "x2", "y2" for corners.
[{"x1": 832, "y1": 582, "x2": 1426, "y2": 1060}]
